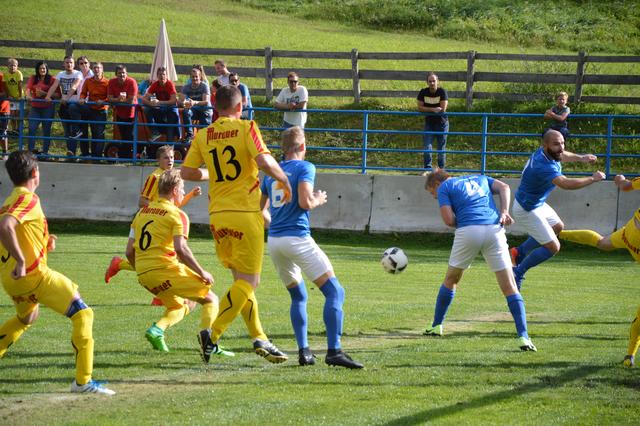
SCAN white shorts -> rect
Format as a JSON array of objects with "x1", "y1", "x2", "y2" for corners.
[
  {"x1": 512, "y1": 200, "x2": 561, "y2": 245},
  {"x1": 267, "y1": 235, "x2": 333, "y2": 286},
  {"x1": 449, "y1": 224, "x2": 511, "y2": 272}
]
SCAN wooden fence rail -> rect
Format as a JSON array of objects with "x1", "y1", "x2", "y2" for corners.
[{"x1": 2, "y1": 39, "x2": 640, "y2": 109}]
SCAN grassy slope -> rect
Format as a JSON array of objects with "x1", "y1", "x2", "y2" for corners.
[{"x1": 0, "y1": 225, "x2": 637, "y2": 424}]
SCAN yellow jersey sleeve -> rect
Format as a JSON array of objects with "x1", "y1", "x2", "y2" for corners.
[
  {"x1": 131, "y1": 199, "x2": 186, "y2": 274},
  {"x1": 187, "y1": 117, "x2": 271, "y2": 214},
  {"x1": 0, "y1": 188, "x2": 49, "y2": 282},
  {"x1": 140, "y1": 168, "x2": 164, "y2": 201}
]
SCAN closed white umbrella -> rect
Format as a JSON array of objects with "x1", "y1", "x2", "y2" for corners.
[{"x1": 149, "y1": 19, "x2": 178, "y2": 82}]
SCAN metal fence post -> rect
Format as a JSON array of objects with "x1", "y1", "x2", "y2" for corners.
[
  {"x1": 465, "y1": 50, "x2": 476, "y2": 111},
  {"x1": 605, "y1": 116, "x2": 613, "y2": 177},
  {"x1": 17, "y1": 98, "x2": 26, "y2": 150},
  {"x1": 480, "y1": 114, "x2": 489, "y2": 175},
  {"x1": 351, "y1": 48, "x2": 360, "y2": 104},
  {"x1": 265, "y1": 46, "x2": 273, "y2": 102},
  {"x1": 132, "y1": 110, "x2": 139, "y2": 164},
  {"x1": 361, "y1": 111, "x2": 369, "y2": 174}
]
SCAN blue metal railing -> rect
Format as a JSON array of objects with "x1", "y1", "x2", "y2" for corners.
[{"x1": 3, "y1": 99, "x2": 639, "y2": 176}]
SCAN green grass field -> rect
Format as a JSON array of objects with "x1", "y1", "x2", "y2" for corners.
[{"x1": 0, "y1": 223, "x2": 638, "y2": 425}]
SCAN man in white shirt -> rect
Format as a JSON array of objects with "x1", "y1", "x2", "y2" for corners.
[{"x1": 274, "y1": 72, "x2": 308, "y2": 128}]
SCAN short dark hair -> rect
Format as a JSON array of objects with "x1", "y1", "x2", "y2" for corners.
[
  {"x1": 115, "y1": 64, "x2": 127, "y2": 73},
  {"x1": 215, "y1": 85, "x2": 242, "y2": 112},
  {"x1": 6, "y1": 151, "x2": 38, "y2": 186}
]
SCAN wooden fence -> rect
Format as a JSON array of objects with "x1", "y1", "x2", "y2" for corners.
[{"x1": 2, "y1": 39, "x2": 640, "y2": 109}]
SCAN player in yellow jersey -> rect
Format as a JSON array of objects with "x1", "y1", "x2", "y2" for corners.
[
  {"x1": 559, "y1": 174, "x2": 640, "y2": 367},
  {"x1": 0, "y1": 151, "x2": 115, "y2": 395},
  {"x1": 125, "y1": 168, "x2": 233, "y2": 361},
  {"x1": 104, "y1": 145, "x2": 201, "y2": 287},
  {"x1": 181, "y1": 85, "x2": 293, "y2": 363}
]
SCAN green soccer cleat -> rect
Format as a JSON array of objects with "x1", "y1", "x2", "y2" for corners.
[
  {"x1": 517, "y1": 336, "x2": 537, "y2": 352},
  {"x1": 213, "y1": 345, "x2": 235, "y2": 358},
  {"x1": 622, "y1": 355, "x2": 635, "y2": 368},
  {"x1": 423, "y1": 324, "x2": 443, "y2": 336},
  {"x1": 145, "y1": 323, "x2": 169, "y2": 352}
]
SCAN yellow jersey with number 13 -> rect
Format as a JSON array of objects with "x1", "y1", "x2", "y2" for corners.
[{"x1": 183, "y1": 117, "x2": 270, "y2": 214}]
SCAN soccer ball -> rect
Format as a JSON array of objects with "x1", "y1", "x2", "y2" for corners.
[{"x1": 380, "y1": 247, "x2": 408, "y2": 274}]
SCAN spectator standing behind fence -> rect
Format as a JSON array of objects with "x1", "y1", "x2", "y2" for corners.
[
  {"x1": 229, "y1": 73, "x2": 253, "y2": 120},
  {"x1": 77, "y1": 62, "x2": 109, "y2": 159},
  {"x1": 107, "y1": 65, "x2": 138, "y2": 158},
  {"x1": 26, "y1": 62, "x2": 56, "y2": 156},
  {"x1": 417, "y1": 72, "x2": 449, "y2": 170},
  {"x1": 45, "y1": 57, "x2": 83, "y2": 157},
  {"x1": 0, "y1": 73, "x2": 9, "y2": 158},
  {"x1": 68, "y1": 56, "x2": 94, "y2": 156},
  {"x1": 141, "y1": 67, "x2": 179, "y2": 143},
  {"x1": 185, "y1": 64, "x2": 209, "y2": 86},
  {"x1": 180, "y1": 67, "x2": 211, "y2": 144},
  {"x1": 5, "y1": 58, "x2": 23, "y2": 136},
  {"x1": 544, "y1": 91, "x2": 570, "y2": 141},
  {"x1": 274, "y1": 72, "x2": 308, "y2": 129},
  {"x1": 214, "y1": 59, "x2": 230, "y2": 86}
]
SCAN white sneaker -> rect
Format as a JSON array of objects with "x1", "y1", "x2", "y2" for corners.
[
  {"x1": 70, "y1": 379, "x2": 116, "y2": 395},
  {"x1": 517, "y1": 336, "x2": 537, "y2": 352}
]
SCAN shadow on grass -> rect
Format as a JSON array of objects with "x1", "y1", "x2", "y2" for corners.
[{"x1": 384, "y1": 365, "x2": 603, "y2": 425}]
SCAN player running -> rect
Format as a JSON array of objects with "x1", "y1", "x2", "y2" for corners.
[
  {"x1": 510, "y1": 129, "x2": 605, "y2": 289},
  {"x1": 558, "y1": 174, "x2": 640, "y2": 367},
  {"x1": 260, "y1": 126, "x2": 364, "y2": 368},
  {"x1": 181, "y1": 85, "x2": 293, "y2": 363},
  {"x1": 0, "y1": 151, "x2": 115, "y2": 395},
  {"x1": 125, "y1": 168, "x2": 233, "y2": 360},
  {"x1": 423, "y1": 169, "x2": 536, "y2": 351}
]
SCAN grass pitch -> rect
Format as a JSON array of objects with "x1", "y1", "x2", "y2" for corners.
[{"x1": 0, "y1": 223, "x2": 638, "y2": 425}]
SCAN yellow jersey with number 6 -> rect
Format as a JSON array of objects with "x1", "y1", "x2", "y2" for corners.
[
  {"x1": 131, "y1": 198, "x2": 189, "y2": 275},
  {"x1": 183, "y1": 117, "x2": 270, "y2": 214}
]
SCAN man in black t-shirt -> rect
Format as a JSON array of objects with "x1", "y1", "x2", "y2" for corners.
[{"x1": 417, "y1": 72, "x2": 449, "y2": 169}]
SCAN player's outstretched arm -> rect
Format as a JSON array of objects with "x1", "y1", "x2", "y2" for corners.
[
  {"x1": 256, "y1": 153, "x2": 292, "y2": 203},
  {"x1": 174, "y1": 236, "x2": 213, "y2": 284},
  {"x1": 552, "y1": 171, "x2": 605, "y2": 190},
  {"x1": 560, "y1": 151, "x2": 597, "y2": 164},
  {"x1": 178, "y1": 186, "x2": 202, "y2": 208},
  {"x1": 0, "y1": 215, "x2": 26, "y2": 279},
  {"x1": 491, "y1": 179, "x2": 514, "y2": 226},
  {"x1": 298, "y1": 182, "x2": 327, "y2": 210}
]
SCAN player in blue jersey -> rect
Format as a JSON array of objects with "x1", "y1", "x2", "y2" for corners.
[
  {"x1": 510, "y1": 130, "x2": 605, "y2": 289},
  {"x1": 260, "y1": 126, "x2": 364, "y2": 369},
  {"x1": 423, "y1": 169, "x2": 536, "y2": 351}
]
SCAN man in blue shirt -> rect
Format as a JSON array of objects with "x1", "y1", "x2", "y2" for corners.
[
  {"x1": 423, "y1": 169, "x2": 536, "y2": 351},
  {"x1": 511, "y1": 130, "x2": 605, "y2": 289},
  {"x1": 260, "y1": 126, "x2": 363, "y2": 369}
]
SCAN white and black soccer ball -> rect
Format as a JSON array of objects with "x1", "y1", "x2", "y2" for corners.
[{"x1": 380, "y1": 247, "x2": 408, "y2": 274}]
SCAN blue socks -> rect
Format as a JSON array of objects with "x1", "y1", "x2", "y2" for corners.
[
  {"x1": 506, "y1": 293, "x2": 529, "y2": 338},
  {"x1": 432, "y1": 284, "x2": 455, "y2": 327},
  {"x1": 287, "y1": 282, "x2": 308, "y2": 349},
  {"x1": 516, "y1": 237, "x2": 541, "y2": 261},
  {"x1": 320, "y1": 277, "x2": 345, "y2": 350},
  {"x1": 516, "y1": 246, "x2": 554, "y2": 276}
]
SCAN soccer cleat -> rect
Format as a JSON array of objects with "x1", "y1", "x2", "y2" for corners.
[
  {"x1": 198, "y1": 329, "x2": 214, "y2": 363},
  {"x1": 325, "y1": 349, "x2": 364, "y2": 369},
  {"x1": 298, "y1": 347, "x2": 316, "y2": 366},
  {"x1": 513, "y1": 267, "x2": 525, "y2": 291},
  {"x1": 510, "y1": 247, "x2": 520, "y2": 267},
  {"x1": 517, "y1": 336, "x2": 537, "y2": 352},
  {"x1": 423, "y1": 324, "x2": 443, "y2": 336},
  {"x1": 104, "y1": 256, "x2": 122, "y2": 284},
  {"x1": 623, "y1": 355, "x2": 635, "y2": 368},
  {"x1": 145, "y1": 323, "x2": 169, "y2": 352},
  {"x1": 70, "y1": 379, "x2": 116, "y2": 395},
  {"x1": 151, "y1": 297, "x2": 164, "y2": 306},
  {"x1": 213, "y1": 345, "x2": 235, "y2": 358},
  {"x1": 253, "y1": 339, "x2": 288, "y2": 364}
]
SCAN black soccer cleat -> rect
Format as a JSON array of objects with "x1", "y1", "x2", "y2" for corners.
[
  {"x1": 253, "y1": 339, "x2": 288, "y2": 364},
  {"x1": 298, "y1": 347, "x2": 316, "y2": 366},
  {"x1": 325, "y1": 349, "x2": 364, "y2": 369},
  {"x1": 198, "y1": 329, "x2": 214, "y2": 363}
]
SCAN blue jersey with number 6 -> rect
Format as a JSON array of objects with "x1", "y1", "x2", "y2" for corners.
[
  {"x1": 437, "y1": 175, "x2": 498, "y2": 228},
  {"x1": 261, "y1": 159, "x2": 315, "y2": 237}
]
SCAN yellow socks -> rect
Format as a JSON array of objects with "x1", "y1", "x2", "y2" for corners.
[
  {"x1": 70, "y1": 308, "x2": 94, "y2": 385},
  {"x1": 156, "y1": 304, "x2": 189, "y2": 330},
  {"x1": 627, "y1": 306, "x2": 640, "y2": 357},
  {"x1": 119, "y1": 259, "x2": 134, "y2": 271},
  {"x1": 241, "y1": 290, "x2": 268, "y2": 341},
  {"x1": 200, "y1": 301, "x2": 218, "y2": 330},
  {"x1": 211, "y1": 279, "x2": 253, "y2": 342},
  {"x1": 558, "y1": 230, "x2": 602, "y2": 247},
  {"x1": 0, "y1": 316, "x2": 31, "y2": 358}
]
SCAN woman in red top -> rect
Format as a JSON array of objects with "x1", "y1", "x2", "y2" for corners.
[{"x1": 26, "y1": 61, "x2": 56, "y2": 155}]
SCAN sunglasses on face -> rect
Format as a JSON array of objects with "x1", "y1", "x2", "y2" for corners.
[
  {"x1": 288, "y1": 80, "x2": 299, "y2": 83},
  {"x1": 230, "y1": 79, "x2": 239, "y2": 83}
]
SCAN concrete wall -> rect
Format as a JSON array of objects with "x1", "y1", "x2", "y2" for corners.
[{"x1": 0, "y1": 163, "x2": 638, "y2": 235}]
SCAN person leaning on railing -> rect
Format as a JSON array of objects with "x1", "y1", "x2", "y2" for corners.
[
  {"x1": 141, "y1": 67, "x2": 179, "y2": 143},
  {"x1": 25, "y1": 61, "x2": 57, "y2": 156},
  {"x1": 76, "y1": 62, "x2": 110, "y2": 159},
  {"x1": 107, "y1": 65, "x2": 138, "y2": 158}
]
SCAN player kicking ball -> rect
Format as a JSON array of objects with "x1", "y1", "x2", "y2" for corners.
[
  {"x1": 0, "y1": 151, "x2": 115, "y2": 394},
  {"x1": 124, "y1": 168, "x2": 233, "y2": 362},
  {"x1": 423, "y1": 169, "x2": 536, "y2": 352},
  {"x1": 260, "y1": 127, "x2": 364, "y2": 369},
  {"x1": 558, "y1": 174, "x2": 640, "y2": 368}
]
